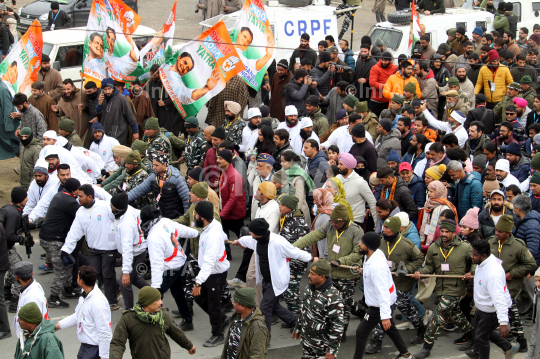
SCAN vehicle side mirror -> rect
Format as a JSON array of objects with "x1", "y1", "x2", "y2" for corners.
[
  {"x1": 52, "y1": 61, "x2": 61, "y2": 71},
  {"x1": 535, "y1": 10, "x2": 539, "y2": 17},
  {"x1": 76, "y1": 2, "x2": 85, "y2": 8}
]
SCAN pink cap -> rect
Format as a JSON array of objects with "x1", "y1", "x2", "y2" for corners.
[{"x1": 399, "y1": 162, "x2": 413, "y2": 172}]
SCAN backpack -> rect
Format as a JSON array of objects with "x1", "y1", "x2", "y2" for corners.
[{"x1": 2, "y1": 24, "x2": 14, "y2": 45}]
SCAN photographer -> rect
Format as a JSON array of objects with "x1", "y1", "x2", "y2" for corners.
[
  {"x1": 285, "y1": 68, "x2": 319, "y2": 117},
  {"x1": 309, "y1": 52, "x2": 336, "y2": 97},
  {"x1": 327, "y1": 46, "x2": 354, "y2": 84}
]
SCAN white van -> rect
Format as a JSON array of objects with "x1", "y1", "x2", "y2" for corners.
[{"x1": 42, "y1": 25, "x2": 156, "y2": 85}]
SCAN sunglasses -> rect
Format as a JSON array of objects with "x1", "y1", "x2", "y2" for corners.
[{"x1": 506, "y1": 112, "x2": 516, "y2": 115}]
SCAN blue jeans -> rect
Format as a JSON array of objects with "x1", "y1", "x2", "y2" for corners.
[{"x1": 159, "y1": 266, "x2": 192, "y2": 322}]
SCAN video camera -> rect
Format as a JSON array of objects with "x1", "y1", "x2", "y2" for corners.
[
  {"x1": 331, "y1": 62, "x2": 351, "y2": 71},
  {"x1": 17, "y1": 215, "x2": 36, "y2": 259}
]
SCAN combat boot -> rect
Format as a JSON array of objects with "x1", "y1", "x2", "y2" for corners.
[{"x1": 414, "y1": 342, "x2": 433, "y2": 359}]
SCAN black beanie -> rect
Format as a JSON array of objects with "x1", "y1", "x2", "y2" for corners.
[
  {"x1": 351, "y1": 124, "x2": 366, "y2": 138},
  {"x1": 319, "y1": 52, "x2": 332, "y2": 63},
  {"x1": 64, "y1": 178, "x2": 80, "y2": 193},
  {"x1": 361, "y1": 232, "x2": 381, "y2": 251},
  {"x1": 248, "y1": 218, "x2": 270, "y2": 236},
  {"x1": 259, "y1": 105, "x2": 270, "y2": 118},
  {"x1": 361, "y1": 35, "x2": 372, "y2": 46},
  {"x1": 111, "y1": 193, "x2": 129, "y2": 211},
  {"x1": 195, "y1": 201, "x2": 214, "y2": 222},
  {"x1": 218, "y1": 149, "x2": 233, "y2": 164},
  {"x1": 212, "y1": 127, "x2": 226, "y2": 140},
  {"x1": 140, "y1": 206, "x2": 161, "y2": 223},
  {"x1": 306, "y1": 95, "x2": 319, "y2": 107},
  {"x1": 51, "y1": 1, "x2": 59, "y2": 10},
  {"x1": 188, "y1": 167, "x2": 203, "y2": 182},
  {"x1": 11, "y1": 187, "x2": 27, "y2": 204}
]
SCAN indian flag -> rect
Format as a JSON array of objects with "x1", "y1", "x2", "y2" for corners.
[{"x1": 408, "y1": 0, "x2": 423, "y2": 55}]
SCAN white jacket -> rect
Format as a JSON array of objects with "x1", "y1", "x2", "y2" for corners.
[
  {"x1": 196, "y1": 220, "x2": 230, "y2": 285},
  {"x1": 337, "y1": 171, "x2": 377, "y2": 224},
  {"x1": 501, "y1": 173, "x2": 522, "y2": 188},
  {"x1": 238, "y1": 232, "x2": 312, "y2": 296},
  {"x1": 276, "y1": 121, "x2": 300, "y2": 135},
  {"x1": 474, "y1": 254, "x2": 512, "y2": 325},
  {"x1": 321, "y1": 124, "x2": 374, "y2": 154},
  {"x1": 65, "y1": 145, "x2": 104, "y2": 182},
  {"x1": 148, "y1": 218, "x2": 198, "y2": 288},
  {"x1": 14, "y1": 280, "x2": 48, "y2": 338},
  {"x1": 239, "y1": 126, "x2": 259, "y2": 153},
  {"x1": 58, "y1": 287, "x2": 112, "y2": 359},
  {"x1": 23, "y1": 176, "x2": 59, "y2": 216},
  {"x1": 290, "y1": 131, "x2": 319, "y2": 155},
  {"x1": 422, "y1": 109, "x2": 468, "y2": 147},
  {"x1": 39, "y1": 145, "x2": 93, "y2": 184},
  {"x1": 89, "y1": 134, "x2": 120, "y2": 172},
  {"x1": 254, "y1": 199, "x2": 280, "y2": 234},
  {"x1": 62, "y1": 200, "x2": 116, "y2": 254},
  {"x1": 114, "y1": 206, "x2": 147, "y2": 274},
  {"x1": 363, "y1": 249, "x2": 397, "y2": 320}
]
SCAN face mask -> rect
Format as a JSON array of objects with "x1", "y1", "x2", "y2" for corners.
[
  {"x1": 114, "y1": 209, "x2": 126, "y2": 219},
  {"x1": 20, "y1": 133, "x2": 33, "y2": 146},
  {"x1": 87, "y1": 91, "x2": 98, "y2": 100}
]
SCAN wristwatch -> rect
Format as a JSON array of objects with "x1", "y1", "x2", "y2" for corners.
[{"x1": 195, "y1": 283, "x2": 201, "y2": 288}]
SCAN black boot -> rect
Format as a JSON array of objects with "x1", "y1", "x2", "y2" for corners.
[
  {"x1": 48, "y1": 295, "x2": 69, "y2": 309},
  {"x1": 8, "y1": 296, "x2": 18, "y2": 313},
  {"x1": 411, "y1": 324, "x2": 425, "y2": 345},
  {"x1": 365, "y1": 338, "x2": 382, "y2": 353},
  {"x1": 414, "y1": 342, "x2": 433, "y2": 359},
  {"x1": 459, "y1": 330, "x2": 475, "y2": 351},
  {"x1": 351, "y1": 302, "x2": 366, "y2": 318},
  {"x1": 341, "y1": 324, "x2": 348, "y2": 342},
  {"x1": 518, "y1": 338, "x2": 528, "y2": 352},
  {"x1": 3, "y1": 286, "x2": 12, "y2": 301}
]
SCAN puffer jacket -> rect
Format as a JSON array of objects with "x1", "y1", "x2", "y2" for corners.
[
  {"x1": 478, "y1": 203, "x2": 518, "y2": 239},
  {"x1": 221, "y1": 308, "x2": 269, "y2": 359},
  {"x1": 344, "y1": 48, "x2": 356, "y2": 71},
  {"x1": 455, "y1": 171, "x2": 483, "y2": 219},
  {"x1": 20, "y1": 138, "x2": 42, "y2": 189},
  {"x1": 513, "y1": 210, "x2": 540, "y2": 266},
  {"x1": 432, "y1": 61, "x2": 451, "y2": 88},
  {"x1": 369, "y1": 60, "x2": 398, "y2": 103},
  {"x1": 475, "y1": 64, "x2": 514, "y2": 103},
  {"x1": 14, "y1": 320, "x2": 64, "y2": 359},
  {"x1": 306, "y1": 150, "x2": 329, "y2": 186},
  {"x1": 420, "y1": 235, "x2": 472, "y2": 297},
  {"x1": 383, "y1": 71, "x2": 422, "y2": 102},
  {"x1": 509, "y1": 155, "x2": 531, "y2": 183},
  {"x1": 407, "y1": 173, "x2": 426, "y2": 209},
  {"x1": 218, "y1": 163, "x2": 246, "y2": 220},
  {"x1": 375, "y1": 128, "x2": 402, "y2": 169},
  {"x1": 310, "y1": 65, "x2": 334, "y2": 97},
  {"x1": 401, "y1": 222, "x2": 421, "y2": 249},
  {"x1": 375, "y1": 177, "x2": 418, "y2": 220}
]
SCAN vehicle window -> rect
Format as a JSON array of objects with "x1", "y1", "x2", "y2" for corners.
[
  {"x1": 42, "y1": 43, "x2": 54, "y2": 57},
  {"x1": 55, "y1": 44, "x2": 84, "y2": 68},
  {"x1": 370, "y1": 28, "x2": 403, "y2": 50},
  {"x1": 456, "y1": 22, "x2": 467, "y2": 32},
  {"x1": 510, "y1": 2, "x2": 521, "y2": 21},
  {"x1": 476, "y1": 21, "x2": 486, "y2": 29},
  {"x1": 534, "y1": 2, "x2": 540, "y2": 11}
]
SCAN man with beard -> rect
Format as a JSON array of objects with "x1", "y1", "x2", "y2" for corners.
[
  {"x1": 239, "y1": 108, "x2": 262, "y2": 154},
  {"x1": 511, "y1": 55, "x2": 538, "y2": 93},
  {"x1": 202, "y1": 127, "x2": 226, "y2": 190},
  {"x1": 475, "y1": 50, "x2": 514, "y2": 109},
  {"x1": 369, "y1": 51, "x2": 398, "y2": 117},
  {"x1": 322, "y1": 114, "x2": 369, "y2": 155},
  {"x1": 471, "y1": 27, "x2": 483, "y2": 55},
  {"x1": 221, "y1": 101, "x2": 244, "y2": 147},
  {"x1": 516, "y1": 27, "x2": 528, "y2": 51},
  {"x1": 454, "y1": 41, "x2": 474, "y2": 72},
  {"x1": 412, "y1": 220, "x2": 474, "y2": 359},
  {"x1": 12, "y1": 94, "x2": 46, "y2": 147},
  {"x1": 467, "y1": 53, "x2": 482, "y2": 86},
  {"x1": 284, "y1": 69, "x2": 319, "y2": 117},
  {"x1": 527, "y1": 48, "x2": 540, "y2": 73},
  {"x1": 51, "y1": 79, "x2": 90, "y2": 141},
  {"x1": 288, "y1": 33, "x2": 318, "y2": 72},
  {"x1": 519, "y1": 76, "x2": 535, "y2": 110},
  {"x1": 131, "y1": 79, "x2": 154, "y2": 134},
  {"x1": 450, "y1": 27, "x2": 469, "y2": 56},
  {"x1": 355, "y1": 100, "x2": 379, "y2": 142},
  {"x1": 415, "y1": 61, "x2": 438, "y2": 116},
  {"x1": 505, "y1": 142, "x2": 531, "y2": 182},
  {"x1": 88, "y1": 122, "x2": 120, "y2": 174},
  {"x1": 269, "y1": 60, "x2": 292, "y2": 122},
  {"x1": 306, "y1": 95, "x2": 329, "y2": 138},
  {"x1": 375, "y1": 118, "x2": 401, "y2": 169},
  {"x1": 96, "y1": 78, "x2": 138, "y2": 146},
  {"x1": 526, "y1": 95, "x2": 540, "y2": 129},
  {"x1": 321, "y1": 81, "x2": 347, "y2": 127},
  {"x1": 529, "y1": 172, "x2": 540, "y2": 212},
  {"x1": 37, "y1": 54, "x2": 63, "y2": 102},
  {"x1": 465, "y1": 94, "x2": 496, "y2": 135},
  {"x1": 147, "y1": 65, "x2": 184, "y2": 135},
  {"x1": 401, "y1": 133, "x2": 428, "y2": 177},
  {"x1": 419, "y1": 35, "x2": 436, "y2": 60},
  {"x1": 289, "y1": 117, "x2": 319, "y2": 154},
  {"x1": 18, "y1": 127, "x2": 42, "y2": 189},
  {"x1": 23, "y1": 158, "x2": 59, "y2": 218},
  {"x1": 397, "y1": 116, "x2": 413, "y2": 155},
  {"x1": 143, "y1": 117, "x2": 171, "y2": 162},
  {"x1": 310, "y1": 52, "x2": 336, "y2": 97},
  {"x1": 495, "y1": 158, "x2": 522, "y2": 189},
  {"x1": 82, "y1": 81, "x2": 102, "y2": 145},
  {"x1": 383, "y1": 60, "x2": 421, "y2": 103},
  {"x1": 277, "y1": 105, "x2": 301, "y2": 134},
  {"x1": 440, "y1": 86, "x2": 470, "y2": 123},
  {"x1": 464, "y1": 121, "x2": 490, "y2": 161},
  {"x1": 355, "y1": 44, "x2": 377, "y2": 102},
  {"x1": 503, "y1": 31, "x2": 521, "y2": 57},
  {"x1": 28, "y1": 81, "x2": 56, "y2": 133},
  {"x1": 455, "y1": 66, "x2": 476, "y2": 109},
  {"x1": 479, "y1": 45, "x2": 491, "y2": 64}
]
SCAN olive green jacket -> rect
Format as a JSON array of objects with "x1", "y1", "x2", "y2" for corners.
[
  {"x1": 221, "y1": 308, "x2": 269, "y2": 359},
  {"x1": 420, "y1": 235, "x2": 472, "y2": 297},
  {"x1": 380, "y1": 235, "x2": 424, "y2": 292},
  {"x1": 174, "y1": 202, "x2": 220, "y2": 258},
  {"x1": 65, "y1": 130, "x2": 82, "y2": 147},
  {"x1": 293, "y1": 221, "x2": 363, "y2": 279},
  {"x1": 102, "y1": 167, "x2": 127, "y2": 192},
  {"x1": 487, "y1": 234, "x2": 537, "y2": 298},
  {"x1": 110, "y1": 310, "x2": 193, "y2": 359},
  {"x1": 309, "y1": 107, "x2": 329, "y2": 138},
  {"x1": 20, "y1": 138, "x2": 42, "y2": 189}
]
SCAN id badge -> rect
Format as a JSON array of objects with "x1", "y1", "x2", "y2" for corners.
[
  {"x1": 50, "y1": 24, "x2": 55, "y2": 31},
  {"x1": 387, "y1": 260, "x2": 393, "y2": 268},
  {"x1": 332, "y1": 244, "x2": 340, "y2": 253},
  {"x1": 441, "y1": 263, "x2": 450, "y2": 271},
  {"x1": 490, "y1": 82, "x2": 496, "y2": 92},
  {"x1": 76, "y1": 322, "x2": 82, "y2": 334},
  {"x1": 122, "y1": 183, "x2": 127, "y2": 190},
  {"x1": 156, "y1": 194, "x2": 161, "y2": 202},
  {"x1": 496, "y1": 258, "x2": 503, "y2": 265},
  {"x1": 191, "y1": 221, "x2": 195, "y2": 227}
]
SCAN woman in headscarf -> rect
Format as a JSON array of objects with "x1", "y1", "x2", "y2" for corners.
[
  {"x1": 418, "y1": 180, "x2": 458, "y2": 246},
  {"x1": 311, "y1": 188, "x2": 335, "y2": 260},
  {"x1": 353, "y1": 156, "x2": 371, "y2": 183},
  {"x1": 325, "y1": 177, "x2": 354, "y2": 222},
  {"x1": 281, "y1": 150, "x2": 315, "y2": 226}
]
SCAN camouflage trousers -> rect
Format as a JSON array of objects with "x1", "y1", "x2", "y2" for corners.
[
  {"x1": 372, "y1": 289, "x2": 423, "y2": 342},
  {"x1": 424, "y1": 295, "x2": 472, "y2": 344},
  {"x1": 5, "y1": 248, "x2": 22, "y2": 297},
  {"x1": 183, "y1": 254, "x2": 231, "y2": 310},
  {"x1": 40, "y1": 240, "x2": 73, "y2": 297},
  {"x1": 336, "y1": 3, "x2": 356, "y2": 38},
  {"x1": 301, "y1": 339, "x2": 327, "y2": 359},
  {"x1": 509, "y1": 299, "x2": 524, "y2": 340},
  {"x1": 283, "y1": 259, "x2": 308, "y2": 314},
  {"x1": 333, "y1": 277, "x2": 358, "y2": 326}
]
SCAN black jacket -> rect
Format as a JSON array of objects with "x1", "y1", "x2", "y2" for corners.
[
  {"x1": 349, "y1": 140, "x2": 378, "y2": 173},
  {"x1": 355, "y1": 56, "x2": 377, "y2": 102},
  {"x1": 150, "y1": 179, "x2": 185, "y2": 219},
  {"x1": 0, "y1": 24, "x2": 9, "y2": 54},
  {"x1": 47, "y1": 10, "x2": 71, "y2": 30},
  {"x1": 273, "y1": 141, "x2": 292, "y2": 172},
  {"x1": 0, "y1": 203, "x2": 21, "y2": 250},
  {"x1": 0, "y1": 223, "x2": 8, "y2": 272},
  {"x1": 478, "y1": 204, "x2": 518, "y2": 240},
  {"x1": 309, "y1": 65, "x2": 334, "y2": 97},
  {"x1": 526, "y1": 110, "x2": 540, "y2": 129},
  {"x1": 39, "y1": 192, "x2": 79, "y2": 242},
  {"x1": 288, "y1": 48, "x2": 318, "y2": 72},
  {"x1": 375, "y1": 176, "x2": 418, "y2": 220},
  {"x1": 464, "y1": 106, "x2": 496, "y2": 134},
  {"x1": 432, "y1": 66, "x2": 451, "y2": 88},
  {"x1": 285, "y1": 78, "x2": 319, "y2": 117}
]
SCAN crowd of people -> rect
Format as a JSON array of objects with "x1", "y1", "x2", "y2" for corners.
[{"x1": 2, "y1": 3, "x2": 540, "y2": 358}]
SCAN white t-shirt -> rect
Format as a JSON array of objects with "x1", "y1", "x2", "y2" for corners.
[
  {"x1": 105, "y1": 52, "x2": 138, "y2": 76},
  {"x1": 162, "y1": 64, "x2": 195, "y2": 104},
  {"x1": 492, "y1": 214, "x2": 502, "y2": 226}
]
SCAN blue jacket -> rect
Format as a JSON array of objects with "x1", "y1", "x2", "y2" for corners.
[
  {"x1": 509, "y1": 155, "x2": 531, "y2": 183},
  {"x1": 343, "y1": 48, "x2": 356, "y2": 72},
  {"x1": 531, "y1": 194, "x2": 540, "y2": 213},
  {"x1": 525, "y1": 138, "x2": 534, "y2": 156},
  {"x1": 513, "y1": 210, "x2": 540, "y2": 266},
  {"x1": 407, "y1": 174, "x2": 426, "y2": 209},
  {"x1": 401, "y1": 151, "x2": 426, "y2": 173},
  {"x1": 403, "y1": 223, "x2": 421, "y2": 249},
  {"x1": 456, "y1": 171, "x2": 483, "y2": 219},
  {"x1": 306, "y1": 150, "x2": 329, "y2": 187},
  {"x1": 127, "y1": 166, "x2": 189, "y2": 213}
]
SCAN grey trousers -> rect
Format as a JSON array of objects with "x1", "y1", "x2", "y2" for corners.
[
  {"x1": 261, "y1": 279, "x2": 297, "y2": 335},
  {"x1": 119, "y1": 251, "x2": 149, "y2": 310}
]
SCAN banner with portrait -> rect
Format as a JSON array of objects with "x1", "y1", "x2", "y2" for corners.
[
  {"x1": 230, "y1": 0, "x2": 275, "y2": 91},
  {"x1": 159, "y1": 20, "x2": 245, "y2": 118},
  {"x1": 0, "y1": 19, "x2": 42, "y2": 97}
]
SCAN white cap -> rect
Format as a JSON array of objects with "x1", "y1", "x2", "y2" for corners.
[
  {"x1": 490, "y1": 189, "x2": 505, "y2": 198},
  {"x1": 450, "y1": 111, "x2": 466, "y2": 124},
  {"x1": 248, "y1": 107, "x2": 262, "y2": 119},
  {"x1": 300, "y1": 117, "x2": 313, "y2": 129},
  {"x1": 394, "y1": 212, "x2": 409, "y2": 228},
  {"x1": 43, "y1": 130, "x2": 57, "y2": 141},
  {"x1": 56, "y1": 136, "x2": 68, "y2": 147},
  {"x1": 33, "y1": 158, "x2": 48, "y2": 174},
  {"x1": 495, "y1": 158, "x2": 510, "y2": 173},
  {"x1": 425, "y1": 142, "x2": 433, "y2": 153},
  {"x1": 42, "y1": 145, "x2": 59, "y2": 159},
  {"x1": 285, "y1": 105, "x2": 298, "y2": 116}
]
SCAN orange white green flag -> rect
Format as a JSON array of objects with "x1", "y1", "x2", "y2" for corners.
[{"x1": 408, "y1": 0, "x2": 423, "y2": 56}]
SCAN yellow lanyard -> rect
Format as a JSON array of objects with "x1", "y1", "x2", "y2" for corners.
[
  {"x1": 387, "y1": 235, "x2": 402, "y2": 256},
  {"x1": 498, "y1": 241, "x2": 504, "y2": 256},
  {"x1": 336, "y1": 230, "x2": 345, "y2": 244},
  {"x1": 279, "y1": 216, "x2": 286, "y2": 231},
  {"x1": 127, "y1": 169, "x2": 141, "y2": 180},
  {"x1": 439, "y1": 246, "x2": 454, "y2": 262}
]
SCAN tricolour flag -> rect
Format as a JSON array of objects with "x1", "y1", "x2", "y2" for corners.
[{"x1": 408, "y1": 0, "x2": 423, "y2": 56}]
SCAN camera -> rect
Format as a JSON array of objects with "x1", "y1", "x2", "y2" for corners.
[
  {"x1": 307, "y1": 76, "x2": 319, "y2": 82},
  {"x1": 331, "y1": 62, "x2": 351, "y2": 71},
  {"x1": 514, "y1": 127, "x2": 526, "y2": 139}
]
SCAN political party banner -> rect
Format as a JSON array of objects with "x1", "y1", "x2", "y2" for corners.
[
  {"x1": 0, "y1": 19, "x2": 42, "y2": 97},
  {"x1": 230, "y1": 0, "x2": 275, "y2": 91},
  {"x1": 137, "y1": 0, "x2": 177, "y2": 84},
  {"x1": 159, "y1": 20, "x2": 245, "y2": 118},
  {"x1": 81, "y1": 0, "x2": 142, "y2": 86}
]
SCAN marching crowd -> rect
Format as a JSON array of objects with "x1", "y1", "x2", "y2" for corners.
[{"x1": 3, "y1": 4, "x2": 540, "y2": 358}]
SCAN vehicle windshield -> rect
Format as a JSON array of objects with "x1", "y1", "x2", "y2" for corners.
[
  {"x1": 42, "y1": 43, "x2": 53, "y2": 57},
  {"x1": 369, "y1": 27, "x2": 403, "y2": 50},
  {"x1": 40, "y1": 0, "x2": 73, "y2": 4}
]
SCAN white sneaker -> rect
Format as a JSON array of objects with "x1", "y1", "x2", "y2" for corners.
[
  {"x1": 227, "y1": 278, "x2": 247, "y2": 288},
  {"x1": 423, "y1": 310, "x2": 433, "y2": 326},
  {"x1": 396, "y1": 321, "x2": 415, "y2": 330},
  {"x1": 504, "y1": 343, "x2": 520, "y2": 359}
]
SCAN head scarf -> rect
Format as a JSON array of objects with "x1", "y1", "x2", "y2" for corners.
[
  {"x1": 326, "y1": 178, "x2": 354, "y2": 222},
  {"x1": 313, "y1": 188, "x2": 334, "y2": 215},
  {"x1": 420, "y1": 180, "x2": 458, "y2": 245},
  {"x1": 286, "y1": 163, "x2": 316, "y2": 192}
]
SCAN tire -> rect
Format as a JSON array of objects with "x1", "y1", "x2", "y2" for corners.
[
  {"x1": 278, "y1": 0, "x2": 312, "y2": 6},
  {"x1": 387, "y1": 10, "x2": 412, "y2": 24}
]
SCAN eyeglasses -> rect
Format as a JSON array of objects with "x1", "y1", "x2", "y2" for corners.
[{"x1": 506, "y1": 112, "x2": 516, "y2": 115}]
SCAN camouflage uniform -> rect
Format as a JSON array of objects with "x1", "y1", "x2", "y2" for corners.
[
  {"x1": 521, "y1": 86, "x2": 535, "y2": 109},
  {"x1": 184, "y1": 130, "x2": 206, "y2": 173},
  {"x1": 111, "y1": 166, "x2": 155, "y2": 209},
  {"x1": 332, "y1": 278, "x2": 358, "y2": 327},
  {"x1": 166, "y1": 129, "x2": 184, "y2": 167},
  {"x1": 40, "y1": 240, "x2": 73, "y2": 297},
  {"x1": 425, "y1": 295, "x2": 472, "y2": 344},
  {"x1": 5, "y1": 248, "x2": 22, "y2": 296},
  {"x1": 142, "y1": 157, "x2": 153, "y2": 174},
  {"x1": 223, "y1": 116, "x2": 245, "y2": 146},
  {"x1": 293, "y1": 277, "x2": 346, "y2": 359},
  {"x1": 145, "y1": 132, "x2": 171, "y2": 162},
  {"x1": 279, "y1": 209, "x2": 309, "y2": 314},
  {"x1": 509, "y1": 300, "x2": 525, "y2": 340}
]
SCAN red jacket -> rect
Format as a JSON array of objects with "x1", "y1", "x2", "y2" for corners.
[
  {"x1": 203, "y1": 147, "x2": 219, "y2": 189},
  {"x1": 218, "y1": 163, "x2": 246, "y2": 220},
  {"x1": 368, "y1": 60, "x2": 398, "y2": 103}
]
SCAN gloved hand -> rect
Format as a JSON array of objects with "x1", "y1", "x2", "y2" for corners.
[
  {"x1": 18, "y1": 236, "x2": 27, "y2": 246},
  {"x1": 239, "y1": 226, "x2": 250, "y2": 237},
  {"x1": 330, "y1": 260, "x2": 341, "y2": 268},
  {"x1": 396, "y1": 267, "x2": 408, "y2": 277},
  {"x1": 61, "y1": 251, "x2": 73, "y2": 266}
]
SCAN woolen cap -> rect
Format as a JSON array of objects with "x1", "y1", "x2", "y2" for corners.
[
  {"x1": 495, "y1": 214, "x2": 514, "y2": 233},
  {"x1": 311, "y1": 258, "x2": 331, "y2": 277},
  {"x1": 18, "y1": 302, "x2": 43, "y2": 324},
  {"x1": 447, "y1": 77, "x2": 459, "y2": 87},
  {"x1": 212, "y1": 127, "x2": 226, "y2": 140},
  {"x1": 440, "y1": 219, "x2": 457, "y2": 232},
  {"x1": 425, "y1": 164, "x2": 447, "y2": 180},
  {"x1": 272, "y1": 170, "x2": 287, "y2": 185},
  {"x1": 20, "y1": 127, "x2": 32, "y2": 136},
  {"x1": 520, "y1": 75, "x2": 532, "y2": 84},
  {"x1": 403, "y1": 82, "x2": 417, "y2": 94},
  {"x1": 13, "y1": 261, "x2": 33, "y2": 278},
  {"x1": 258, "y1": 181, "x2": 276, "y2": 200},
  {"x1": 330, "y1": 204, "x2": 349, "y2": 222},
  {"x1": 64, "y1": 178, "x2": 80, "y2": 193},
  {"x1": 91, "y1": 122, "x2": 105, "y2": 134},
  {"x1": 125, "y1": 150, "x2": 141, "y2": 165},
  {"x1": 111, "y1": 193, "x2": 129, "y2": 211},
  {"x1": 131, "y1": 139, "x2": 147, "y2": 155},
  {"x1": 355, "y1": 101, "x2": 368, "y2": 113},
  {"x1": 319, "y1": 52, "x2": 332, "y2": 63},
  {"x1": 395, "y1": 212, "x2": 409, "y2": 227},
  {"x1": 280, "y1": 194, "x2": 299, "y2": 210},
  {"x1": 50, "y1": 1, "x2": 59, "y2": 10},
  {"x1": 233, "y1": 287, "x2": 257, "y2": 307},
  {"x1": 188, "y1": 167, "x2": 203, "y2": 182},
  {"x1": 351, "y1": 124, "x2": 365, "y2": 138},
  {"x1": 184, "y1": 116, "x2": 199, "y2": 128},
  {"x1": 140, "y1": 206, "x2": 161, "y2": 223},
  {"x1": 483, "y1": 178, "x2": 500, "y2": 194},
  {"x1": 144, "y1": 117, "x2": 160, "y2": 130},
  {"x1": 58, "y1": 117, "x2": 75, "y2": 133},
  {"x1": 138, "y1": 286, "x2": 161, "y2": 307},
  {"x1": 33, "y1": 158, "x2": 48, "y2": 175},
  {"x1": 495, "y1": 159, "x2": 510, "y2": 173},
  {"x1": 472, "y1": 154, "x2": 487, "y2": 170},
  {"x1": 192, "y1": 182, "x2": 209, "y2": 199},
  {"x1": 505, "y1": 142, "x2": 522, "y2": 157},
  {"x1": 11, "y1": 187, "x2": 27, "y2": 204},
  {"x1": 391, "y1": 95, "x2": 404, "y2": 105},
  {"x1": 488, "y1": 50, "x2": 500, "y2": 61},
  {"x1": 361, "y1": 232, "x2": 381, "y2": 251},
  {"x1": 530, "y1": 172, "x2": 540, "y2": 185},
  {"x1": 306, "y1": 95, "x2": 319, "y2": 107},
  {"x1": 384, "y1": 217, "x2": 401, "y2": 234},
  {"x1": 249, "y1": 218, "x2": 270, "y2": 236},
  {"x1": 195, "y1": 200, "x2": 214, "y2": 221},
  {"x1": 386, "y1": 150, "x2": 400, "y2": 163},
  {"x1": 343, "y1": 94, "x2": 358, "y2": 108},
  {"x1": 531, "y1": 153, "x2": 540, "y2": 170},
  {"x1": 459, "y1": 207, "x2": 479, "y2": 229},
  {"x1": 379, "y1": 118, "x2": 393, "y2": 132},
  {"x1": 217, "y1": 149, "x2": 233, "y2": 163},
  {"x1": 456, "y1": 27, "x2": 466, "y2": 35}
]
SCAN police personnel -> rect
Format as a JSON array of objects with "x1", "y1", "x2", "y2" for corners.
[
  {"x1": 143, "y1": 117, "x2": 171, "y2": 160},
  {"x1": 293, "y1": 258, "x2": 345, "y2": 359},
  {"x1": 182, "y1": 116, "x2": 206, "y2": 174}
]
